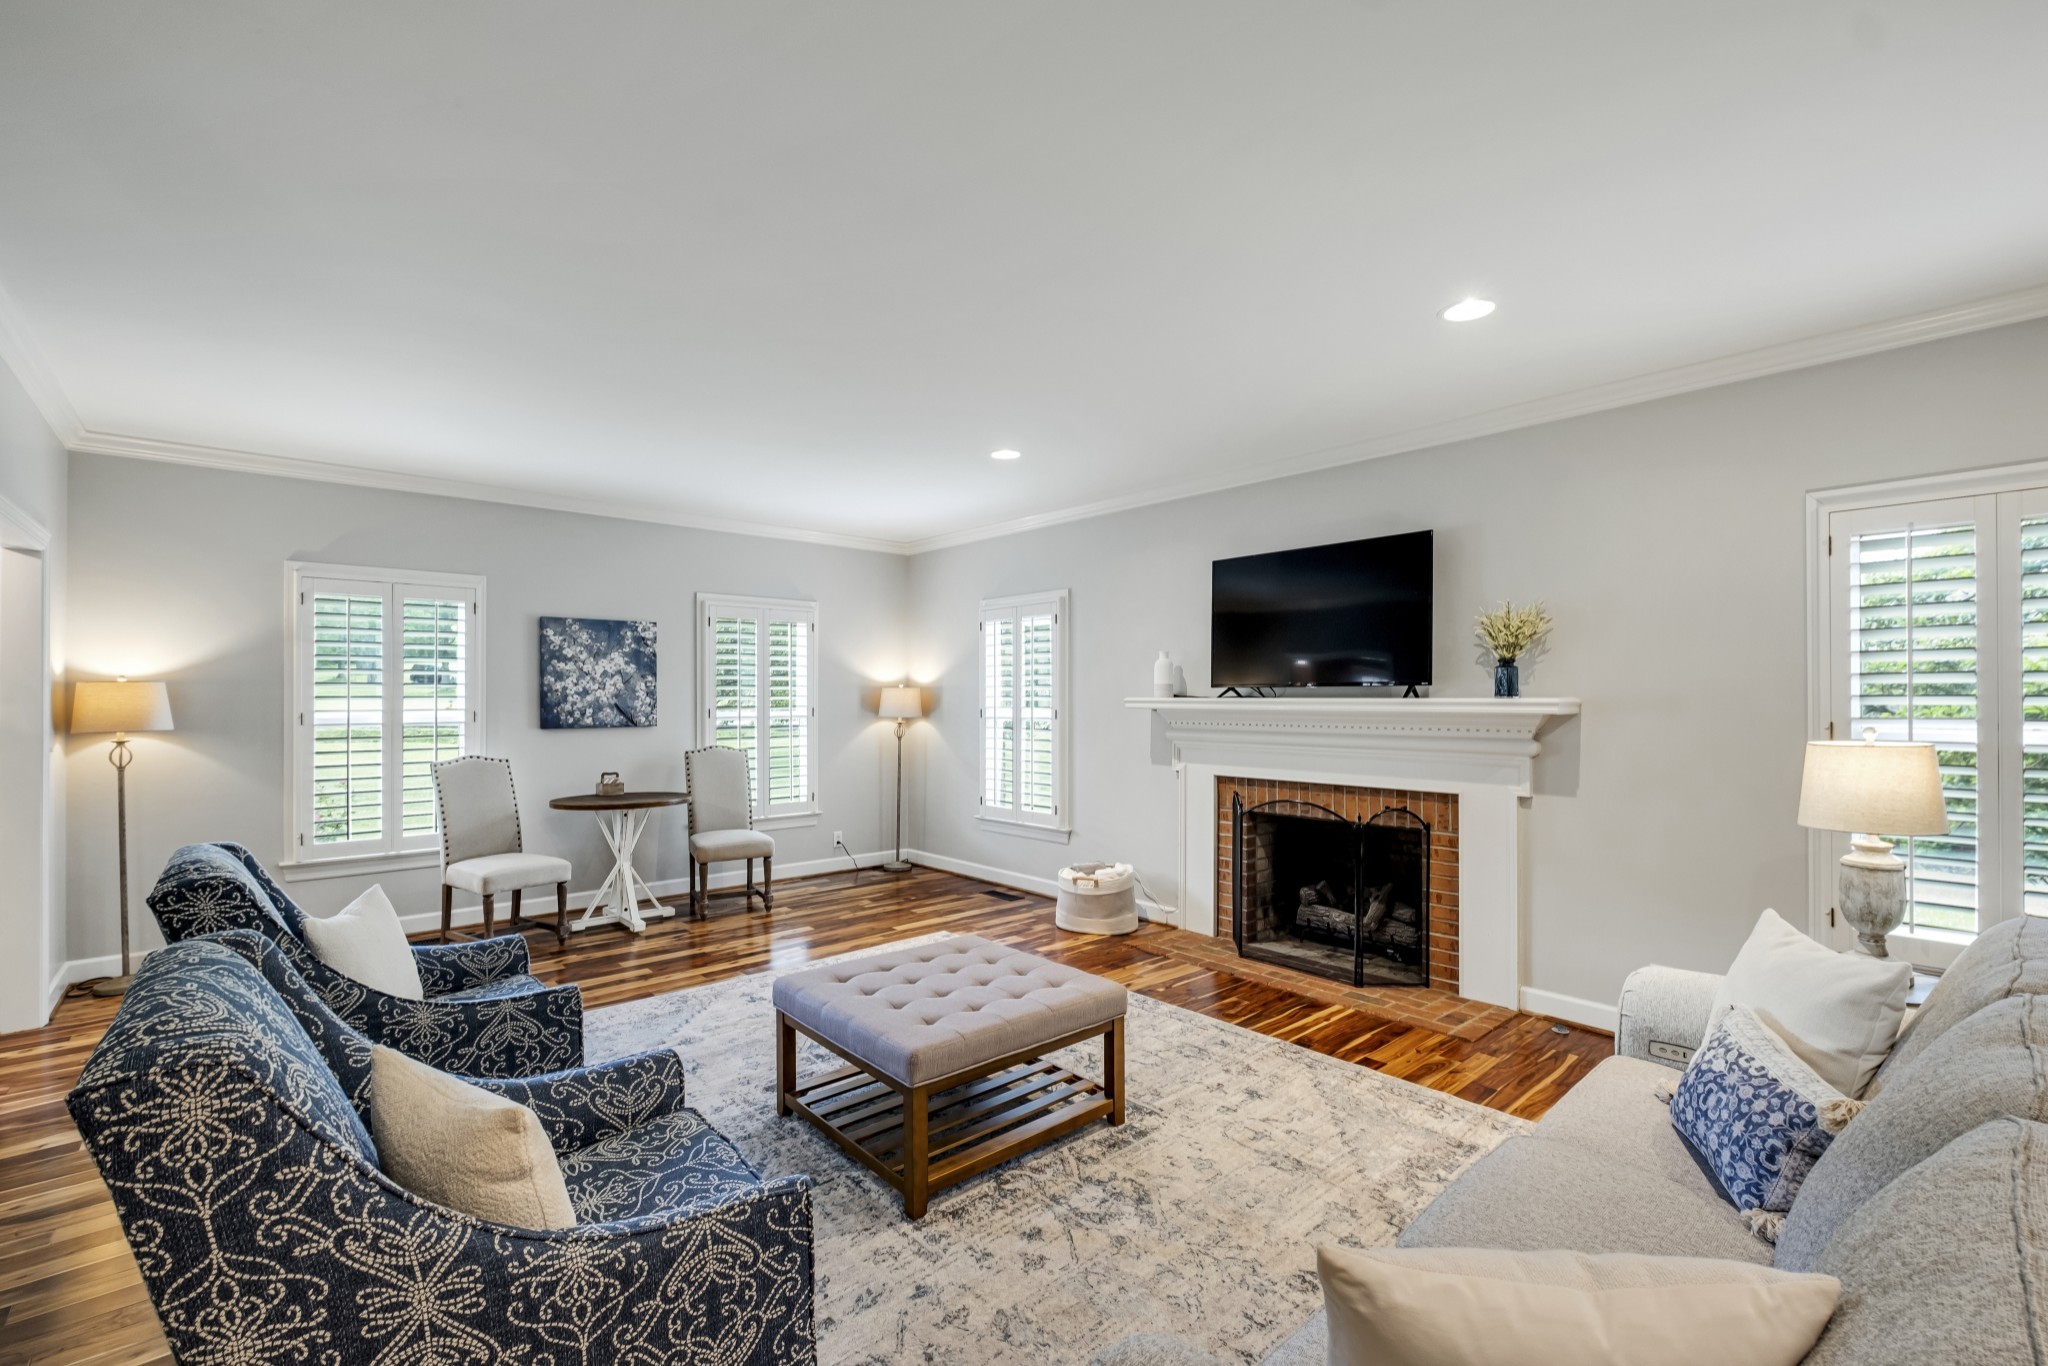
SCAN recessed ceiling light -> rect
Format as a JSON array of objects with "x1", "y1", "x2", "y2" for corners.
[
  {"x1": 1440, "y1": 297, "x2": 1496, "y2": 322},
  {"x1": 990, "y1": 448, "x2": 1022, "y2": 461}
]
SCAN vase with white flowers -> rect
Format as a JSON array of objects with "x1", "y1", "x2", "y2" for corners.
[{"x1": 1474, "y1": 601, "x2": 1552, "y2": 698}]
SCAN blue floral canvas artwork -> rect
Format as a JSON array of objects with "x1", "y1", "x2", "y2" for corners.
[{"x1": 539, "y1": 617, "x2": 657, "y2": 728}]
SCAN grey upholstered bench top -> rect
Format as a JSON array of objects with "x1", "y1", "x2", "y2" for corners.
[{"x1": 771, "y1": 935, "x2": 1127, "y2": 1087}]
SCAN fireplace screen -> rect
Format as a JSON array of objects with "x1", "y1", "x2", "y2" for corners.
[{"x1": 1230, "y1": 797, "x2": 1429, "y2": 988}]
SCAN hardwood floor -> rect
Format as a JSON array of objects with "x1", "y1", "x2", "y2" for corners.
[{"x1": 0, "y1": 866, "x2": 1610, "y2": 1364}]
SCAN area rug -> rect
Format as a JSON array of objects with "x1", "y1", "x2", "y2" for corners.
[{"x1": 584, "y1": 935, "x2": 1527, "y2": 1365}]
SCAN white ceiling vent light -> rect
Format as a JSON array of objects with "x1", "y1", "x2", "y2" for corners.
[{"x1": 1440, "y1": 298, "x2": 1497, "y2": 322}]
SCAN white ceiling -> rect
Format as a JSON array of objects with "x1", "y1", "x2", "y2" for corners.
[{"x1": 3, "y1": 2, "x2": 2047, "y2": 551}]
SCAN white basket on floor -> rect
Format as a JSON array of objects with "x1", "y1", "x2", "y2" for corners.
[{"x1": 1055, "y1": 862, "x2": 1139, "y2": 935}]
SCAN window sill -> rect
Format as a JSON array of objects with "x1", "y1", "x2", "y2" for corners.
[
  {"x1": 279, "y1": 849, "x2": 442, "y2": 883},
  {"x1": 753, "y1": 810, "x2": 820, "y2": 831},
  {"x1": 975, "y1": 814, "x2": 1072, "y2": 845}
]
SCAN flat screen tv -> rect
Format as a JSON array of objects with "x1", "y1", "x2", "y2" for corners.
[{"x1": 1211, "y1": 530, "x2": 1433, "y2": 688}]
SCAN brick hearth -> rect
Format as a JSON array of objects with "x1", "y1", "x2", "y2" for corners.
[{"x1": 1215, "y1": 776, "x2": 1460, "y2": 996}]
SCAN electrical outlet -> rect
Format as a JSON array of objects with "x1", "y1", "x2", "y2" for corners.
[{"x1": 833, "y1": 831, "x2": 845, "y2": 848}]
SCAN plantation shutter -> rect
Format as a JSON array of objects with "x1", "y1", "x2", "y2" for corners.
[
  {"x1": 982, "y1": 609, "x2": 1016, "y2": 811},
  {"x1": 295, "y1": 571, "x2": 480, "y2": 861},
  {"x1": 979, "y1": 592, "x2": 1067, "y2": 831},
  {"x1": 398, "y1": 590, "x2": 474, "y2": 838},
  {"x1": 707, "y1": 611, "x2": 760, "y2": 795},
  {"x1": 765, "y1": 612, "x2": 812, "y2": 808},
  {"x1": 2020, "y1": 503, "x2": 2048, "y2": 917},
  {"x1": 1840, "y1": 517, "x2": 1983, "y2": 939},
  {"x1": 699, "y1": 597, "x2": 817, "y2": 816},
  {"x1": 307, "y1": 581, "x2": 387, "y2": 850},
  {"x1": 1018, "y1": 609, "x2": 1058, "y2": 816}
]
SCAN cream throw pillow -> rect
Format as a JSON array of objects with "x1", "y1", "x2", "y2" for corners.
[
  {"x1": 299, "y1": 884, "x2": 424, "y2": 1000},
  {"x1": 1318, "y1": 1246, "x2": 1839, "y2": 1366},
  {"x1": 370, "y1": 1046, "x2": 578, "y2": 1229},
  {"x1": 1708, "y1": 907, "x2": 1910, "y2": 1096}
]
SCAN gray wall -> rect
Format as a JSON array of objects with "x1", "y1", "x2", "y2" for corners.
[
  {"x1": 904, "y1": 317, "x2": 2048, "y2": 1012},
  {"x1": 63, "y1": 454, "x2": 908, "y2": 959},
  {"x1": 0, "y1": 355, "x2": 66, "y2": 1011}
]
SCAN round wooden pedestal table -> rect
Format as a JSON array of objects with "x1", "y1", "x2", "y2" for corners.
[{"x1": 548, "y1": 790, "x2": 689, "y2": 933}]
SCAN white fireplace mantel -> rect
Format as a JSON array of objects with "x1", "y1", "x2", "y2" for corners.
[{"x1": 1125, "y1": 695, "x2": 1581, "y2": 1011}]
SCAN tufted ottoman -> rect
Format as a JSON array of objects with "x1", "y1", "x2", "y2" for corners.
[{"x1": 771, "y1": 934, "x2": 1127, "y2": 1218}]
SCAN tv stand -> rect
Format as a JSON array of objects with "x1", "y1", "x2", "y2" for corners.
[{"x1": 1403, "y1": 684, "x2": 1420, "y2": 698}]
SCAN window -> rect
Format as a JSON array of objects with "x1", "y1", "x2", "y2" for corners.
[
  {"x1": 979, "y1": 590, "x2": 1068, "y2": 838},
  {"x1": 1815, "y1": 472, "x2": 2048, "y2": 967},
  {"x1": 698, "y1": 594, "x2": 818, "y2": 824},
  {"x1": 288, "y1": 563, "x2": 484, "y2": 872}
]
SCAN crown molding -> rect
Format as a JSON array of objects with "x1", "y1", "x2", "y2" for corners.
[
  {"x1": 900, "y1": 281, "x2": 2048, "y2": 553},
  {"x1": 63, "y1": 430, "x2": 913, "y2": 555},
  {"x1": 38, "y1": 279, "x2": 2048, "y2": 558},
  {"x1": 0, "y1": 279, "x2": 83, "y2": 446}
]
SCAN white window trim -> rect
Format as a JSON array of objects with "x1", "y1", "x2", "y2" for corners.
[
  {"x1": 281, "y1": 561, "x2": 487, "y2": 880},
  {"x1": 1806, "y1": 459, "x2": 2048, "y2": 966},
  {"x1": 977, "y1": 589, "x2": 1071, "y2": 840},
  {"x1": 696, "y1": 592, "x2": 820, "y2": 827}
]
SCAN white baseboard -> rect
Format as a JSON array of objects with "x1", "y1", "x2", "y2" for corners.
[
  {"x1": 42, "y1": 951, "x2": 141, "y2": 1024},
  {"x1": 395, "y1": 850, "x2": 890, "y2": 936},
  {"x1": 902, "y1": 848, "x2": 1182, "y2": 927},
  {"x1": 1518, "y1": 986, "x2": 1619, "y2": 1033}
]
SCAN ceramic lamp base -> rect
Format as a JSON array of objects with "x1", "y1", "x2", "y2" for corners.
[{"x1": 1839, "y1": 838, "x2": 1906, "y2": 957}]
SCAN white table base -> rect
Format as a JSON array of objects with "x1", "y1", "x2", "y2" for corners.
[{"x1": 574, "y1": 807, "x2": 672, "y2": 933}]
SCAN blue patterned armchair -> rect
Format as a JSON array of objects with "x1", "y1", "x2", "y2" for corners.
[
  {"x1": 70, "y1": 939, "x2": 817, "y2": 1364},
  {"x1": 146, "y1": 841, "x2": 583, "y2": 1076}
]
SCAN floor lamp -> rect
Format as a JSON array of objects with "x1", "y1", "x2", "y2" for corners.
[
  {"x1": 880, "y1": 685, "x2": 923, "y2": 873},
  {"x1": 71, "y1": 677, "x2": 174, "y2": 996}
]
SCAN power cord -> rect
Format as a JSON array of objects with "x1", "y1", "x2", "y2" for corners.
[{"x1": 835, "y1": 837, "x2": 867, "y2": 885}]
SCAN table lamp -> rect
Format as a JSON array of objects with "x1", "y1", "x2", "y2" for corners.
[
  {"x1": 1797, "y1": 728, "x2": 1948, "y2": 957},
  {"x1": 71, "y1": 677, "x2": 174, "y2": 995},
  {"x1": 879, "y1": 684, "x2": 923, "y2": 874}
]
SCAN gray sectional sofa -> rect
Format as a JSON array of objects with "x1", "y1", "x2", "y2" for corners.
[{"x1": 1104, "y1": 914, "x2": 2048, "y2": 1365}]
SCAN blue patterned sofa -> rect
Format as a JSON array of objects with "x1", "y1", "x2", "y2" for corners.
[
  {"x1": 69, "y1": 937, "x2": 817, "y2": 1364},
  {"x1": 147, "y1": 841, "x2": 582, "y2": 1075}
]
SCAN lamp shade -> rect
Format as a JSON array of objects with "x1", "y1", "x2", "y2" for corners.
[
  {"x1": 1797, "y1": 738, "x2": 1947, "y2": 835},
  {"x1": 71, "y1": 679, "x2": 174, "y2": 736},
  {"x1": 879, "y1": 685, "x2": 924, "y2": 720}
]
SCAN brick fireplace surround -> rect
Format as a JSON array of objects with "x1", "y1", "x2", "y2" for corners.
[
  {"x1": 1216, "y1": 776, "x2": 1460, "y2": 994},
  {"x1": 1184, "y1": 775, "x2": 1505, "y2": 1037}
]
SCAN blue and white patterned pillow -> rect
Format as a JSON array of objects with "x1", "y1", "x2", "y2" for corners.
[{"x1": 1669, "y1": 1007, "x2": 1864, "y2": 1236}]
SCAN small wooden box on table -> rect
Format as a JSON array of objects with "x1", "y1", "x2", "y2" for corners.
[{"x1": 772, "y1": 935, "x2": 1128, "y2": 1219}]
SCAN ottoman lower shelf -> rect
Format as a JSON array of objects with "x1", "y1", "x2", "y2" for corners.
[{"x1": 777, "y1": 1011, "x2": 1125, "y2": 1218}]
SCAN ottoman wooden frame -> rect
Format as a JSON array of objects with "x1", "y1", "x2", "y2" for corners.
[{"x1": 777, "y1": 1009, "x2": 1125, "y2": 1219}]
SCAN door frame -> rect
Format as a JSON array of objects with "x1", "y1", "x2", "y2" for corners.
[{"x1": 0, "y1": 490, "x2": 53, "y2": 1032}]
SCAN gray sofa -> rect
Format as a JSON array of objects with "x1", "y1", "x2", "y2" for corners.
[{"x1": 1102, "y1": 914, "x2": 2048, "y2": 1366}]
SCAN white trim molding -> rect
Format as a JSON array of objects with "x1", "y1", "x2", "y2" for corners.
[
  {"x1": 1518, "y1": 987, "x2": 1619, "y2": 1034},
  {"x1": 902, "y1": 848, "x2": 1181, "y2": 927},
  {"x1": 1128, "y1": 695, "x2": 1581, "y2": 1012}
]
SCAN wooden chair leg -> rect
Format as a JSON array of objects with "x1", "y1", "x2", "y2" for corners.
[
  {"x1": 510, "y1": 887, "x2": 523, "y2": 929},
  {"x1": 1106, "y1": 1016, "x2": 1127, "y2": 1125},
  {"x1": 482, "y1": 893, "x2": 495, "y2": 939},
  {"x1": 440, "y1": 884, "x2": 453, "y2": 943},
  {"x1": 763, "y1": 855, "x2": 774, "y2": 911},
  {"x1": 555, "y1": 881, "x2": 569, "y2": 943},
  {"x1": 776, "y1": 1011, "x2": 796, "y2": 1117},
  {"x1": 692, "y1": 859, "x2": 704, "y2": 917}
]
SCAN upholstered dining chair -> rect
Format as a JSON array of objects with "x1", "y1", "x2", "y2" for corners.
[
  {"x1": 685, "y1": 746, "x2": 774, "y2": 915},
  {"x1": 434, "y1": 756, "x2": 572, "y2": 943}
]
